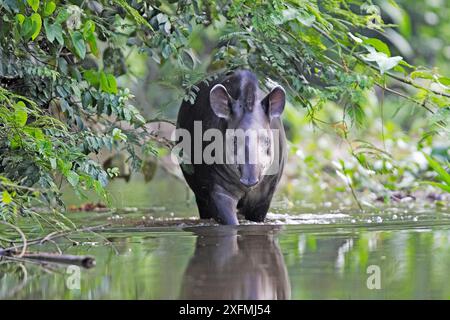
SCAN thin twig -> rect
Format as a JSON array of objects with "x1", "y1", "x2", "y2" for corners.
[
  {"x1": 375, "y1": 83, "x2": 434, "y2": 114},
  {"x1": 0, "y1": 223, "x2": 110, "y2": 254},
  {"x1": 0, "y1": 222, "x2": 27, "y2": 258}
]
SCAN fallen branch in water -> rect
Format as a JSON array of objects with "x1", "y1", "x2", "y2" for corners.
[
  {"x1": 0, "y1": 223, "x2": 109, "y2": 270},
  {"x1": 20, "y1": 252, "x2": 95, "y2": 268},
  {"x1": 0, "y1": 251, "x2": 96, "y2": 269}
]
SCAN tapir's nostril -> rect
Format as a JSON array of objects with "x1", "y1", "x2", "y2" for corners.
[{"x1": 240, "y1": 177, "x2": 259, "y2": 187}]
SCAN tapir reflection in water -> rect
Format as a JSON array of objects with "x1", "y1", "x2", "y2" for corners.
[
  {"x1": 180, "y1": 226, "x2": 290, "y2": 299},
  {"x1": 176, "y1": 70, "x2": 287, "y2": 225}
]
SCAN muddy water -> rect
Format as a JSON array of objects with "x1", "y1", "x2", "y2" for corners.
[{"x1": 2, "y1": 175, "x2": 450, "y2": 299}]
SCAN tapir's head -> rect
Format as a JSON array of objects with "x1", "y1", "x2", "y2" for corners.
[{"x1": 209, "y1": 70, "x2": 286, "y2": 188}]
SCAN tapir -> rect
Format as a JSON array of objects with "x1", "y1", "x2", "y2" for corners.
[{"x1": 176, "y1": 70, "x2": 287, "y2": 225}]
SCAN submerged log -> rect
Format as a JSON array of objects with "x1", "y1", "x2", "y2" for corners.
[
  {"x1": 20, "y1": 253, "x2": 96, "y2": 269},
  {"x1": 0, "y1": 250, "x2": 95, "y2": 269}
]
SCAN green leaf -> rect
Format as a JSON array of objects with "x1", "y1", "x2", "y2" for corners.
[
  {"x1": 70, "y1": 31, "x2": 86, "y2": 59},
  {"x1": 30, "y1": 13, "x2": 42, "y2": 40},
  {"x1": 85, "y1": 33, "x2": 98, "y2": 56},
  {"x1": 21, "y1": 17, "x2": 34, "y2": 38},
  {"x1": 44, "y1": 19, "x2": 63, "y2": 45},
  {"x1": 43, "y1": 1, "x2": 56, "y2": 16},
  {"x1": 83, "y1": 20, "x2": 95, "y2": 38},
  {"x1": 438, "y1": 77, "x2": 450, "y2": 86},
  {"x1": 393, "y1": 65, "x2": 406, "y2": 74},
  {"x1": 54, "y1": 27, "x2": 64, "y2": 45},
  {"x1": 99, "y1": 72, "x2": 108, "y2": 92},
  {"x1": 16, "y1": 14, "x2": 25, "y2": 25},
  {"x1": 67, "y1": 171, "x2": 80, "y2": 187},
  {"x1": 346, "y1": 104, "x2": 365, "y2": 128},
  {"x1": 10, "y1": 134, "x2": 21, "y2": 149},
  {"x1": 27, "y1": 0, "x2": 40, "y2": 12},
  {"x1": 179, "y1": 49, "x2": 195, "y2": 69},
  {"x1": 99, "y1": 72, "x2": 118, "y2": 94},
  {"x1": 106, "y1": 74, "x2": 117, "y2": 94},
  {"x1": 161, "y1": 44, "x2": 172, "y2": 59},
  {"x1": 57, "y1": 159, "x2": 71, "y2": 175},
  {"x1": 112, "y1": 128, "x2": 127, "y2": 142},
  {"x1": 363, "y1": 38, "x2": 391, "y2": 56},
  {"x1": 93, "y1": 180, "x2": 104, "y2": 196},
  {"x1": 1, "y1": 191, "x2": 12, "y2": 204},
  {"x1": 422, "y1": 181, "x2": 450, "y2": 193},
  {"x1": 410, "y1": 71, "x2": 433, "y2": 80},
  {"x1": 24, "y1": 127, "x2": 44, "y2": 140},
  {"x1": 55, "y1": 9, "x2": 70, "y2": 24},
  {"x1": 399, "y1": 60, "x2": 414, "y2": 68},
  {"x1": 14, "y1": 101, "x2": 28, "y2": 127},
  {"x1": 83, "y1": 70, "x2": 100, "y2": 86},
  {"x1": 424, "y1": 153, "x2": 450, "y2": 186}
]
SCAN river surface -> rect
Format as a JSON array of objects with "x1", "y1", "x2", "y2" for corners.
[{"x1": 1, "y1": 176, "x2": 450, "y2": 299}]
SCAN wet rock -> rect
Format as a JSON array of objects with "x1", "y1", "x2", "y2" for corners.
[
  {"x1": 391, "y1": 193, "x2": 416, "y2": 202},
  {"x1": 426, "y1": 193, "x2": 446, "y2": 202}
]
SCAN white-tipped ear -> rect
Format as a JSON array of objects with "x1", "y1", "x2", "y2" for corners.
[
  {"x1": 210, "y1": 84, "x2": 231, "y2": 119},
  {"x1": 264, "y1": 86, "x2": 286, "y2": 119}
]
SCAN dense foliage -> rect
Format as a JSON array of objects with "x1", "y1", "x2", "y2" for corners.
[
  {"x1": 0, "y1": 0, "x2": 449, "y2": 226},
  {"x1": 0, "y1": 0, "x2": 149, "y2": 224}
]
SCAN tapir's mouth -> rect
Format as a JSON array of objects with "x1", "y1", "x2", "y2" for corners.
[{"x1": 240, "y1": 177, "x2": 259, "y2": 188}]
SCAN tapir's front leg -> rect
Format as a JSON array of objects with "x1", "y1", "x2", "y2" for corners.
[{"x1": 210, "y1": 185, "x2": 239, "y2": 225}]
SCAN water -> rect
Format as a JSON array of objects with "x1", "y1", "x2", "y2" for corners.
[
  {"x1": 1, "y1": 175, "x2": 450, "y2": 299},
  {"x1": 3, "y1": 216, "x2": 450, "y2": 299}
]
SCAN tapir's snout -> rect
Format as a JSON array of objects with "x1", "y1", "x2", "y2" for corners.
[
  {"x1": 240, "y1": 176, "x2": 259, "y2": 188},
  {"x1": 239, "y1": 163, "x2": 260, "y2": 188}
]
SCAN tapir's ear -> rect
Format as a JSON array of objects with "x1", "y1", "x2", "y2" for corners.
[
  {"x1": 263, "y1": 86, "x2": 286, "y2": 119},
  {"x1": 210, "y1": 84, "x2": 231, "y2": 119}
]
